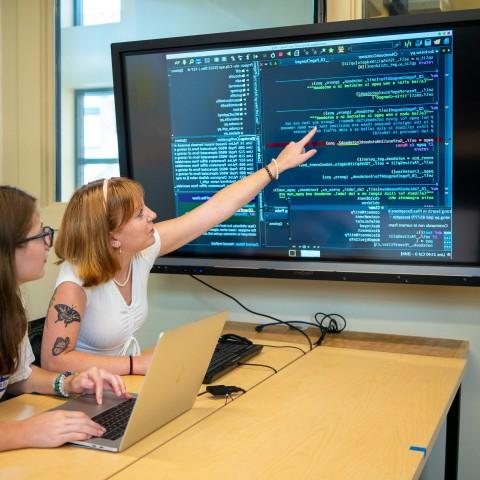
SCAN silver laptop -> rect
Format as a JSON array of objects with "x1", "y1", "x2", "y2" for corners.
[{"x1": 49, "y1": 311, "x2": 227, "y2": 452}]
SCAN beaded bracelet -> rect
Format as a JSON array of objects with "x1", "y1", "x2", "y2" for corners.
[
  {"x1": 264, "y1": 165, "x2": 275, "y2": 182},
  {"x1": 53, "y1": 371, "x2": 73, "y2": 397}
]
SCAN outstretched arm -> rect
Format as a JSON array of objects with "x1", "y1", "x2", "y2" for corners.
[{"x1": 156, "y1": 127, "x2": 317, "y2": 255}]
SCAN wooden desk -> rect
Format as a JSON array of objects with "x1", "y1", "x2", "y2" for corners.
[
  {"x1": 111, "y1": 345, "x2": 466, "y2": 480},
  {"x1": 0, "y1": 334, "x2": 304, "y2": 480},
  {"x1": 0, "y1": 324, "x2": 466, "y2": 480}
]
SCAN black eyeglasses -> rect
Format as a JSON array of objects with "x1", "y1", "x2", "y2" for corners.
[{"x1": 18, "y1": 226, "x2": 55, "y2": 247}]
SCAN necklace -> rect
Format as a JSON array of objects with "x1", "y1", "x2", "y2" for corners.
[{"x1": 113, "y1": 260, "x2": 132, "y2": 287}]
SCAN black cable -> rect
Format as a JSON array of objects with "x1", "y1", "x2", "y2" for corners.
[
  {"x1": 258, "y1": 343, "x2": 306, "y2": 355},
  {"x1": 257, "y1": 314, "x2": 347, "y2": 347},
  {"x1": 257, "y1": 320, "x2": 324, "y2": 346},
  {"x1": 190, "y1": 274, "x2": 313, "y2": 350},
  {"x1": 256, "y1": 320, "x2": 319, "y2": 330},
  {"x1": 238, "y1": 362, "x2": 277, "y2": 374},
  {"x1": 314, "y1": 312, "x2": 347, "y2": 332},
  {"x1": 314, "y1": 312, "x2": 346, "y2": 346}
]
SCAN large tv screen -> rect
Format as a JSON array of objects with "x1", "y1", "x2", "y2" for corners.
[{"x1": 112, "y1": 10, "x2": 480, "y2": 285}]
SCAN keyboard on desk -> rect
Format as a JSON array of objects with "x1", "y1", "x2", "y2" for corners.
[
  {"x1": 91, "y1": 397, "x2": 137, "y2": 440},
  {"x1": 204, "y1": 339, "x2": 263, "y2": 384}
]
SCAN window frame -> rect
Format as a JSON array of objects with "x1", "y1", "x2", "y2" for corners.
[
  {"x1": 73, "y1": 0, "x2": 122, "y2": 27},
  {"x1": 74, "y1": 87, "x2": 118, "y2": 187},
  {"x1": 73, "y1": 0, "x2": 83, "y2": 26}
]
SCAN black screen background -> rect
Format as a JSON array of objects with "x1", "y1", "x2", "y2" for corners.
[{"x1": 117, "y1": 20, "x2": 480, "y2": 268}]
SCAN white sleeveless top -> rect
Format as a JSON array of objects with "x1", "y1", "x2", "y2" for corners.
[
  {"x1": 0, "y1": 334, "x2": 35, "y2": 400},
  {"x1": 54, "y1": 229, "x2": 161, "y2": 356}
]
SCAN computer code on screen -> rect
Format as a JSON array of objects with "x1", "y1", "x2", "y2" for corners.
[{"x1": 166, "y1": 29, "x2": 453, "y2": 262}]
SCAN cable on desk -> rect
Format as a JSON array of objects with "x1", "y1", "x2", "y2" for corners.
[
  {"x1": 256, "y1": 313, "x2": 347, "y2": 347},
  {"x1": 238, "y1": 362, "x2": 278, "y2": 374},
  {"x1": 256, "y1": 320, "x2": 318, "y2": 330},
  {"x1": 256, "y1": 320, "x2": 323, "y2": 344},
  {"x1": 190, "y1": 274, "x2": 313, "y2": 350},
  {"x1": 314, "y1": 312, "x2": 346, "y2": 346},
  {"x1": 258, "y1": 344, "x2": 306, "y2": 355}
]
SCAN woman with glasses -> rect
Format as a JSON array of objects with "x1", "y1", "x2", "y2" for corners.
[
  {"x1": 0, "y1": 185, "x2": 128, "y2": 451},
  {"x1": 41, "y1": 128, "x2": 317, "y2": 375}
]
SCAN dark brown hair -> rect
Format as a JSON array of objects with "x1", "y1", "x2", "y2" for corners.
[
  {"x1": 0, "y1": 186, "x2": 36, "y2": 375},
  {"x1": 55, "y1": 177, "x2": 144, "y2": 287}
]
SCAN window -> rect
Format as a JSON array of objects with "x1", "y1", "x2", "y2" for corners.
[
  {"x1": 75, "y1": 89, "x2": 119, "y2": 186},
  {"x1": 74, "y1": 0, "x2": 121, "y2": 26},
  {"x1": 56, "y1": 0, "x2": 315, "y2": 201}
]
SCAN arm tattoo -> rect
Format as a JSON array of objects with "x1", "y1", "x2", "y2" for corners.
[
  {"x1": 52, "y1": 337, "x2": 70, "y2": 356},
  {"x1": 54, "y1": 304, "x2": 81, "y2": 327}
]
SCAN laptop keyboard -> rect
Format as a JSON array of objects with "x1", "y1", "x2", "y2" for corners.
[{"x1": 91, "y1": 397, "x2": 137, "y2": 440}]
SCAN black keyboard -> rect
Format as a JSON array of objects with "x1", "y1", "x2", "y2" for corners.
[
  {"x1": 91, "y1": 397, "x2": 137, "y2": 440},
  {"x1": 204, "y1": 340, "x2": 263, "y2": 384}
]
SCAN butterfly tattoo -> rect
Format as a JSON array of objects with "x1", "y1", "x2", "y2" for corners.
[
  {"x1": 54, "y1": 304, "x2": 81, "y2": 327},
  {"x1": 52, "y1": 336, "x2": 70, "y2": 356}
]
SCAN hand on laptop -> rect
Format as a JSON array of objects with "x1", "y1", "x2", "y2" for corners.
[
  {"x1": 16, "y1": 410, "x2": 107, "y2": 448},
  {"x1": 64, "y1": 366, "x2": 129, "y2": 405}
]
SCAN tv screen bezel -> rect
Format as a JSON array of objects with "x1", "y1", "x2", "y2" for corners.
[{"x1": 112, "y1": 9, "x2": 480, "y2": 286}]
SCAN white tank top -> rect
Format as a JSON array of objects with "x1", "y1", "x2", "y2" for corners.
[{"x1": 54, "y1": 229, "x2": 161, "y2": 356}]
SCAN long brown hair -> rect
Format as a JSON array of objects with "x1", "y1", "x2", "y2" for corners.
[
  {"x1": 0, "y1": 186, "x2": 36, "y2": 375},
  {"x1": 55, "y1": 177, "x2": 144, "y2": 287}
]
